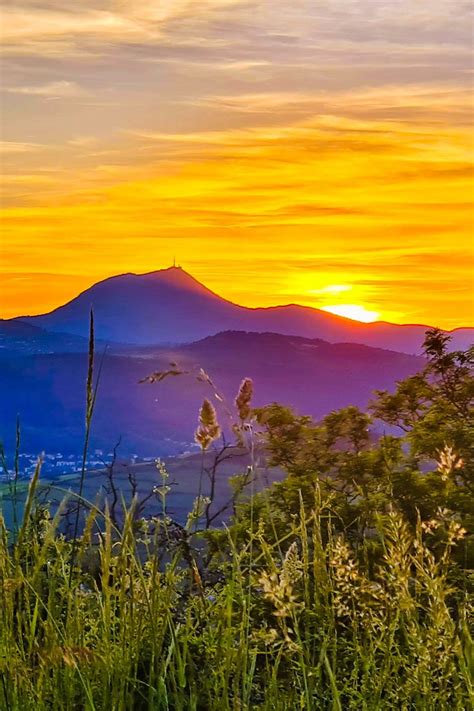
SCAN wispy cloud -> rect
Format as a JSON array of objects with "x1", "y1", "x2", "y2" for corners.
[
  {"x1": 0, "y1": 141, "x2": 49, "y2": 154},
  {"x1": 6, "y1": 80, "x2": 88, "y2": 97},
  {"x1": 1, "y1": 1, "x2": 243, "y2": 57},
  {"x1": 189, "y1": 85, "x2": 474, "y2": 126}
]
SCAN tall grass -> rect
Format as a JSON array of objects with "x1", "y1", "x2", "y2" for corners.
[{"x1": 0, "y1": 476, "x2": 471, "y2": 710}]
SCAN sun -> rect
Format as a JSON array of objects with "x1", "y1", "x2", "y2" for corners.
[{"x1": 321, "y1": 304, "x2": 380, "y2": 323}]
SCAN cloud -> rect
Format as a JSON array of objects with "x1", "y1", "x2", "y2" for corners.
[
  {"x1": 0, "y1": 1, "x2": 243, "y2": 57},
  {"x1": 67, "y1": 135, "x2": 98, "y2": 146},
  {"x1": 0, "y1": 141, "x2": 48, "y2": 154},
  {"x1": 189, "y1": 85, "x2": 473, "y2": 127},
  {"x1": 6, "y1": 80, "x2": 88, "y2": 97}
]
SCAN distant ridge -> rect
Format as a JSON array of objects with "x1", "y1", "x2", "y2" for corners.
[{"x1": 10, "y1": 266, "x2": 473, "y2": 355}]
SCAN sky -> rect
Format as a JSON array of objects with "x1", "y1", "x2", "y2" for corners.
[{"x1": 1, "y1": 0, "x2": 473, "y2": 327}]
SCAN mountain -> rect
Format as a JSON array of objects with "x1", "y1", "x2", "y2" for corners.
[
  {"x1": 0, "y1": 331, "x2": 424, "y2": 457},
  {"x1": 14, "y1": 267, "x2": 473, "y2": 355}
]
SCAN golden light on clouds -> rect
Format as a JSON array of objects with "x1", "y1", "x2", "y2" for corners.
[{"x1": 1, "y1": 1, "x2": 473, "y2": 327}]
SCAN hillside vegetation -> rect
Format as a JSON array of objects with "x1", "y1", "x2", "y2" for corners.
[{"x1": 0, "y1": 328, "x2": 472, "y2": 710}]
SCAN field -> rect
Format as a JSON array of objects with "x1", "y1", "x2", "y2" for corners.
[{"x1": 0, "y1": 449, "x2": 285, "y2": 532}]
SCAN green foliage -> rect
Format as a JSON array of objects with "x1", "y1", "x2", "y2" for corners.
[{"x1": 251, "y1": 330, "x2": 473, "y2": 556}]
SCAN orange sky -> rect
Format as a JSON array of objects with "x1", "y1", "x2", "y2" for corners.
[{"x1": 1, "y1": 1, "x2": 473, "y2": 327}]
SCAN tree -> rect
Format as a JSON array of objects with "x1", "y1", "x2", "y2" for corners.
[{"x1": 234, "y1": 331, "x2": 473, "y2": 572}]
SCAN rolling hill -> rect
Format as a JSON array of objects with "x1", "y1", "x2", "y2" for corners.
[
  {"x1": 0, "y1": 319, "x2": 92, "y2": 355},
  {"x1": 0, "y1": 331, "x2": 424, "y2": 457}
]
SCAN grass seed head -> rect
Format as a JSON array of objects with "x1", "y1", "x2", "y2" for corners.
[
  {"x1": 235, "y1": 378, "x2": 254, "y2": 421},
  {"x1": 195, "y1": 398, "x2": 221, "y2": 451}
]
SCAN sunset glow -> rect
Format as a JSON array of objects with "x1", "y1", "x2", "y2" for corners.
[
  {"x1": 1, "y1": 1, "x2": 473, "y2": 327},
  {"x1": 322, "y1": 305, "x2": 381, "y2": 324}
]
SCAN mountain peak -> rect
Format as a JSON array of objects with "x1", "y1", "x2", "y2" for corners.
[
  {"x1": 15, "y1": 265, "x2": 473, "y2": 353},
  {"x1": 131, "y1": 265, "x2": 222, "y2": 298}
]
